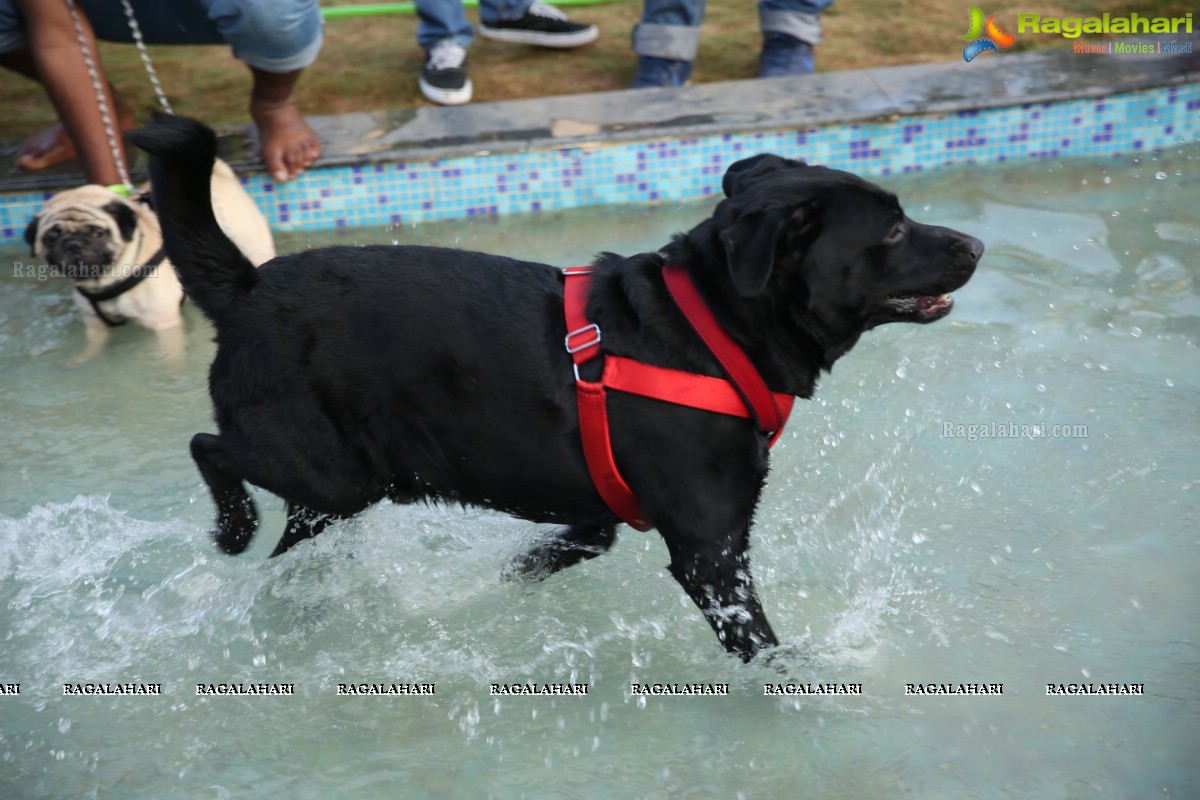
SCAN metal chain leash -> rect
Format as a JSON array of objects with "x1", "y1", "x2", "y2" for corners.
[
  {"x1": 64, "y1": 0, "x2": 174, "y2": 193},
  {"x1": 64, "y1": 0, "x2": 132, "y2": 191},
  {"x1": 119, "y1": 0, "x2": 173, "y2": 115}
]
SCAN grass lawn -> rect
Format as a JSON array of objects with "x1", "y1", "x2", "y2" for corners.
[{"x1": 0, "y1": 0, "x2": 1187, "y2": 142}]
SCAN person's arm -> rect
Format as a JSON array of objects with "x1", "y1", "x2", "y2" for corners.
[{"x1": 14, "y1": 0, "x2": 125, "y2": 186}]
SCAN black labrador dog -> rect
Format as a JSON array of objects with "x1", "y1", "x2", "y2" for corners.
[{"x1": 130, "y1": 116, "x2": 981, "y2": 662}]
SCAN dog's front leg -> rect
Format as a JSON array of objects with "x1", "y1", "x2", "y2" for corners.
[
  {"x1": 662, "y1": 527, "x2": 779, "y2": 662},
  {"x1": 66, "y1": 315, "x2": 110, "y2": 368}
]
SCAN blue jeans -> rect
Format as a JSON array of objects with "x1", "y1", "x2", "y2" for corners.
[
  {"x1": 633, "y1": 0, "x2": 833, "y2": 61},
  {"x1": 415, "y1": 0, "x2": 532, "y2": 50},
  {"x1": 0, "y1": 0, "x2": 322, "y2": 72}
]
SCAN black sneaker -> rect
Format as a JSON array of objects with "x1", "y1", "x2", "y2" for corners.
[
  {"x1": 759, "y1": 33, "x2": 814, "y2": 78},
  {"x1": 419, "y1": 40, "x2": 472, "y2": 105},
  {"x1": 479, "y1": 2, "x2": 599, "y2": 48}
]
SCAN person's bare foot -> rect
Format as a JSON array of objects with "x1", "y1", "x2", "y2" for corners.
[
  {"x1": 17, "y1": 85, "x2": 134, "y2": 172},
  {"x1": 250, "y1": 93, "x2": 320, "y2": 182}
]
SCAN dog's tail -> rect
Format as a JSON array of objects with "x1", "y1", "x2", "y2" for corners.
[{"x1": 128, "y1": 115, "x2": 257, "y2": 323}]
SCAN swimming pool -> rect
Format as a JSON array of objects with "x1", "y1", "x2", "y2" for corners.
[{"x1": 1, "y1": 144, "x2": 1197, "y2": 797}]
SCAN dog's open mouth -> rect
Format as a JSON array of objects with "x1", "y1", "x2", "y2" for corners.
[{"x1": 884, "y1": 293, "x2": 955, "y2": 322}]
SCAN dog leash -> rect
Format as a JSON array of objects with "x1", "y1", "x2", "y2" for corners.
[
  {"x1": 64, "y1": 0, "x2": 173, "y2": 195},
  {"x1": 74, "y1": 246, "x2": 168, "y2": 327},
  {"x1": 64, "y1": 0, "x2": 131, "y2": 193},
  {"x1": 118, "y1": 0, "x2": 173, "y2": 115},
  {"x1": 563, "y1": 264, "x2": 794, "y2": 530}
]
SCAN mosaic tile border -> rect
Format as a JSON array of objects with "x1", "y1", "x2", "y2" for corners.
[{"x1": 2, "y1": 82, "x2": 1197, "y2": 246}]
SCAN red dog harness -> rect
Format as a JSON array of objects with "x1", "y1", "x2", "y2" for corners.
[{"x1": 563, "y1": 264, "x2": 795, "y2": 531}]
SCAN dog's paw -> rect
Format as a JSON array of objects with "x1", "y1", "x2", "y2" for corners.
[
  {"x1": 757, "y1": 643, "x2": 813, "y2": 676},
  {"x1": 212, "y1": 500, "x2": 258, "y2": 555},
  {"x1": 212, "y1": 527, "x2": 254, "y2": 555},
  {"x1": 500, "y1": 548, "x2": 554, "y2": 583}
]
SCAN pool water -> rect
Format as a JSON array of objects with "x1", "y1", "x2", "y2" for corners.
[{"x1": 1, "y1": 146, "x2": 1198, "y2": 799}]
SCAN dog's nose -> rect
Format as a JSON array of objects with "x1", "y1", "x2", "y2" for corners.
[{"x1": 962, "y1": 235, "x2": 984, "y2": 262}]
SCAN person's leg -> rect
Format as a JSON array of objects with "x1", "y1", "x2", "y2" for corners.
[
  {"x1": 414, "y1": 0, "x2": 475, "y2": 105},
  {"x1": 2, "y1": 0, "x2": 129, "y2": 182},
  {"x1": 1, "y1": 0, "x2": 134, "y2": 175},
  {"x1": 758, "y1": 0, "x2": 832, "y2": 77},
  {"x1": 415, "y1": 0, "x2": 474, "y2": 51},
  {"x1": 200, "y1": 0, "x2": 323, "y2": 181},
  {"x1": 630, "y1": 0, "x2": 705, "y2": 88},
  {"x1": 479, "y1": 0, "x2": 530, "y2": 24},
  {"x1": 0, "y1": 0, "x2": 22, "y2": 53},
  {"x1": 12, "y1": 0, "x2": 322, "y2": 181},
  {"x1": 81, "y1": 0, "x2": 224, "y2": 44},
  {"x1": 246, "y1": 66, "x2": 320, "y2": 182}
]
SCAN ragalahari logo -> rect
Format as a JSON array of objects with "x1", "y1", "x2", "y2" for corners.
[{"x1": 962, "y1": 7, "x2": 1016, "y2": 61}]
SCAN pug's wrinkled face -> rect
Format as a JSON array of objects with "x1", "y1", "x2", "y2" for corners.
[{"x1": 25, "y1": 188, "x2": 141, "y2": 282}]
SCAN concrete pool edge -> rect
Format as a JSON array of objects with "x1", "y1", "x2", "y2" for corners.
[{"x1": 2, "y1": 35, "x2": 1198, "y2": 243}]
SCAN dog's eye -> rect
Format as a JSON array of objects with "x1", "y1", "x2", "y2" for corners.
[
  {"x1": 882, "y1": 222, "x2": 906, "y2": 245},
  {"x1": 43, "y1": 229, "x2": 61, "y2": 243},
  {"x1": 87, "y1": 226, "x2": 107, "y2": 239}
]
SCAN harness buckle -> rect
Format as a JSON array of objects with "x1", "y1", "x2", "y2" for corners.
[{"x1": 564, "y1": 323, "x2": 601, "y2": 355}]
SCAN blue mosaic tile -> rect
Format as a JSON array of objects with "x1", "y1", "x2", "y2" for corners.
[{"x1": 1, "y1": 83, "x2": 1197, "y2": 246}]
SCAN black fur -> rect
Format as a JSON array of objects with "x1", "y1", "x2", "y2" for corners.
[
  {"x1": 101, "y1": 201, "x2": 139, "y2": 243},
  {"x1": 132, "y1": 115, "x2": 982, "y2": 662},
  {"x1": 23, "y1": 215, "x2": 38, "y2": 256},
  {"x1": 130, "y1": 117, "x2": 256, "y2": 321}
]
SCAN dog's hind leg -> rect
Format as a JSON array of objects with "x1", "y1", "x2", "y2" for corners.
[
  {"x1": 505, "y1": 524, "x2": 618, "y2": 581},
  {"x1": 190, "y1": 432, "x2": 258, "y2": 554},
  {"x1": 270, "y1": 503, "x2": 347, "y2": 558},
  {"x1": 662, "y1": 526, "x2": 779, "y2": 663}
]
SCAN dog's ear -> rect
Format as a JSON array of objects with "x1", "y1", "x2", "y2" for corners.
[
  {"x1": 720, "y1": 202, "x2": 815, "y2": 298},
  {"x1": 23, "y1": 215, "x2": 39, "y2": 256},
  {"x1": 102, "y1": 200, "x2": 139, "y2": 242},
  {"x1": 722, "y1": 154, "x2": 808, "y2": 198},
  {"x1": 720, "y1": 207, "x2": 787, "y2": 298}
]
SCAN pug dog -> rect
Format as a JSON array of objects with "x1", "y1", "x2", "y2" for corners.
[{"x1": 24, "y1": 159, "x2": 275, "y2": 365}]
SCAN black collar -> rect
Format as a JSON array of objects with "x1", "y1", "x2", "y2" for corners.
[{"x1": 74, "y1": 246, "x2": 168, "y2": 327}]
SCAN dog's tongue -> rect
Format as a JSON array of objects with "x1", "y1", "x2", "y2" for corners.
[{"x1": 919, "y1": 294, "x2": 953, "y2": 315}]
